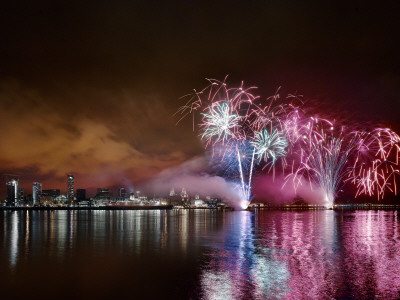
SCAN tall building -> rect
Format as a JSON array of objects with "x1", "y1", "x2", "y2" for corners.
[
  {"x1": 6, "y1": 178, "x2": 18, "y2": 207},
  {"x1": 118, "y1": 187, "x2": 126, "y2": 199},
  {"x1": 32, "y1": 182, "x2": 42, "y2": 206},
  {"x1": 76, "y1": 189, "x2": 86, "y2": 201},
  {"x1": 18, "y1": 187, "x2": 24, "y2": 206},
  {"x1": 67, "y1": 174, "x2": 74, "y2": 205}
]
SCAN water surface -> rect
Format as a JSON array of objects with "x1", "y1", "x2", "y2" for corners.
[{"x1": 1, "y1": 209, "x2": 400, "y2": 299}]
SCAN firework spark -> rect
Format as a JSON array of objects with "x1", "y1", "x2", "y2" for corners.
[{"x1": 200, "y1": 102, "x2": 242, "y2": 145}]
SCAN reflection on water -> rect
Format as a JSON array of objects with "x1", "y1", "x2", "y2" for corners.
[
  {"x1": 1, "y1": 209, "x2": 400, "y2": 299},
  {"x1": 200, "y1": 212, "x2": 290, "y2": 299},
  {"x1": 200, "y1": 210, "x2": 400, "y2": 299}
]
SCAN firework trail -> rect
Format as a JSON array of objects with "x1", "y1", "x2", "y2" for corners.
[
  {"x1": 211, "y1": 140, "x2": 257, "y2": 209},
  {"x1": 285, "y1": 117, "x2": 358, "y2": 207}
]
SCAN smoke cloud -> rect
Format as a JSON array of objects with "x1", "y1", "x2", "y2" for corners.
[
  {"x1": 143, "y1": 157, "x2": 328, "y2": 208},
  {"x1": 252, "y1": 174, "x2": 326, "y2": 205},
  {"x1": 143, "y1": 156, "x2": 244, "y2": 209}
]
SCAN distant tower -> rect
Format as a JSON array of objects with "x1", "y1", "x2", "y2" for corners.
[
  {"x1": 169, "y1": 188, "x2": 176, "y2": 196},
  {"x1": 32, "y1": 182, "x2": 42, "y2": 206},
  {"x1": 6, "y1": 178, "x2": 18, "y2": 207},
  {"x1": 118, "y1": 187, "x2": 126, "y2": 199},
  {"x1": 67, "y1": 174, "x2": 74, "y2": 205}
]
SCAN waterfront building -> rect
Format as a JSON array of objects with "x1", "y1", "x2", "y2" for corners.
[
  {"x1": 41, "y1": 189, "x2": 60, "y2": 203},
  {"x1": 92, "y1": 188, "x2": 113, "y2": 206},
  {"x1": 67, "y1": 174, "x2": 74, "y2": 205},
  {"x1": 40, "y1": 195, "x2": 54, "y2": 206},
  {"x1": 32, "y1": 182, "x2": 42, "y2": 206},
  {"x1": 194, "y1": 199, "x2": 205, "y2": 207},
  {"x1": 6, "y1": 178, "x2": 18, "y2": 207},
  {"x1": 54, "y1": 194, "x2": 67, "y2": 205},
  {"x1": 40, "y1": 189, "x2": 60, "y2": 206},
  {"x1": 77, "y1": 200, "x2": 90, "y2": 207}
]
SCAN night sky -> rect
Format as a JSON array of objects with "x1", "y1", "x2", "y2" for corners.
[{"x1": 1, "y1": 1, "x2": 400, "y2": 197}]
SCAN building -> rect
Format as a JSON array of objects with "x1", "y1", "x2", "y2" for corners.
[
  {"x1": 17, "y1": 187, "x2": 24, "y2": 206},
  {"x1": 39, "y1": 189, "x2": 60, "y2": 206},
  {"x1": 181, "y1": 188, "x2": 189, "y2": 207},
  {"x1": 6, "y1": 178, "x2": 18, "y2": 207},
  {"x1": 67, "y1": 174, "x2": 74, "y2": 205},
  {"x1": 54, "y1": 194, "x2": 67, "y2": 205},
  {"x1": 92, "y1": 188, "x2": 113, "y2": 206},
  {"x1": 33, "y1": 182, "x2": 42, "y2": 206},
  {"x1": 76, "y1": 189, "x2": 86, "y2": 201},
  {"x1": 194, "y1": 199, "x2": 206, "y2": 207},
  {"x1": 26, "y1": 194, "x2": 33, "y2": 206},
  {"x1": 118, "y1": 187, "x2": 127, "y2": 199},
  {"x1": 40, "y1": 195, "x2": 54, "y2": 206}
]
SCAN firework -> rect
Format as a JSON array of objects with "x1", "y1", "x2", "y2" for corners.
[
  {"x1": 348, "y1": 128, "x2": 400, "y2": 199},
  {"x1": 200, "y1": 102, "x2": 242, "y2": 146},
  {"x1": 252, "y1": 129, "x2": 288, "y2": 165},
  {"x1": 285, "y1": 116, "x2": 400, "y2": 207},
  {"x1": 177, "y1": 77, "x2": 400, "y2": 208},
  {"x1": 285, "y1": 122, "x2": 357, "y2": 208},
  {"x1": 177, "y1": 78, "x2": 290, "y2": 208}
]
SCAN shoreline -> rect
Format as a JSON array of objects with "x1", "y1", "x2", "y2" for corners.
[{"x1": 1, "y1": 205, "x2": 399, "y2": 211}]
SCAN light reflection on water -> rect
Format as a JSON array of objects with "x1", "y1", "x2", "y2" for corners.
[
  {"x1": 200, "y1": 211, "x2": 290, "y2": 300},
  {"x1": 1, "y1": 209, "x2": 400, "y2": 299}
]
